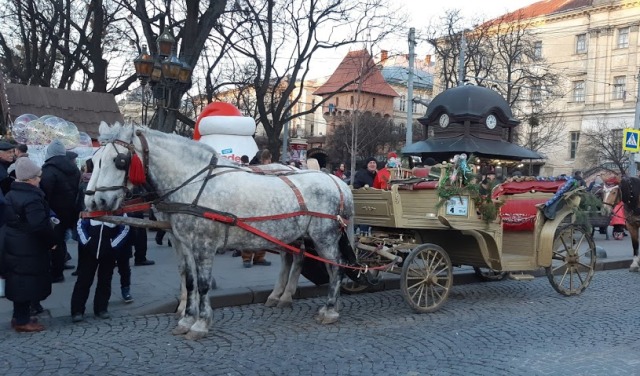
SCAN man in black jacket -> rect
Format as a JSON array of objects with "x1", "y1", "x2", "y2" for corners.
[
  {"x1": 0, "y1": 141, "x2": 16, "y2": 195},
  {"x1": 40, "y1": 139, "x2": 81, "y2": 283}
]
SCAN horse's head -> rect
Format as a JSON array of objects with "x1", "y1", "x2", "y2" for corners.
[
  {"x1": 85, "y1": 121, "x2": 137, "y2": 211},
  {"x1": 601, "y1": 184, "x2": 621, "y2": 216}
]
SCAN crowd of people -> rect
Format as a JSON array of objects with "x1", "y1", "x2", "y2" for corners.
[{"x1": 0, "y1": 139, "x2": 157, "y2": 333}]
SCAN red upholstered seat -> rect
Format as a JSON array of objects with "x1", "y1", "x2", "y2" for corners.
[
  {"x1": 500, "y1": 199, "x2": 545, "y2": 231},
  {"x1": 412, "y1": 167, "x2": 430, "y2": 178}
]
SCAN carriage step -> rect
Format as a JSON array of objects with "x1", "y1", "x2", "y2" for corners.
[{"x1": 508, "y1": 273, "x2": 535, "y2": 281}]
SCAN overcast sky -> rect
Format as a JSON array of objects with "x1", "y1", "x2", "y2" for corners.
[{"x1": 308, "y1": 0, "x2": 539, "y2": 79}]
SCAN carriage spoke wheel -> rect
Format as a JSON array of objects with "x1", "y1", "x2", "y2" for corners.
[
  {"x1": 546, "y1": 223, "x2": 596, "y2": 296},
  {"x1": 401, "y1": 244, "x2": 452, "y2": 313},
  {"x1": 340, "y1": 244, "x2": 382, "y2": 295},
  {"x1": 473, "y1": 267, "x2": 508, "y2": 281}
]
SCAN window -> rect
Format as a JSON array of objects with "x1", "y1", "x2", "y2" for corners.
[
  {"x1": 399, "y1": 95, "x2": 406, "y2": 111},
  {"x1": 573, "y1": 81, "x2": 585, "y2": 102},
  {"x1": 310, "y1": 122, "x2": 314, "y2": 136},
  {"x1": 350, "y1": 95, "x2": 354, "y2": 106},
  {"x1": 372, "y1": 97, "x2": 376, "y2": 108},
  {"x1": 576, "y1": 34, "x2": 587, "y2": 53},
  {"x1": 533, "y1": 41, "x2": 542, "y2": 58},
  {"x1": 335, "y1": 96, "x2": 339, "y2": 108},
  {"x1": 570, "y1": 131, "x2": 580, "y2": 159},
  {"x1": 618, "y1": 27, "x2": 629, "y2": 48},
  {"x1": 613, "y1": 76, "x2": 626, "y2": 100}
]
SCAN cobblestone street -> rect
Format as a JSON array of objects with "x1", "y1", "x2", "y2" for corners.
[{"x1": 2, "y1": 268, "x2": 640, "y2": 375}]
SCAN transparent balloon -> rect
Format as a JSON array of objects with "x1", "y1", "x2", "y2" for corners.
[
  {"x1": 77, "y1": 132, "x2": 93, "y2": 147},
  {"x1": 45, "y1": 118, "x2": 79, "y2": 148},
  {"x1": 25, "y1": 118, "x2": 53, "y2": 145},
  {"x1": 12, "y1": 114, "x2": 38, "y2": 144}
]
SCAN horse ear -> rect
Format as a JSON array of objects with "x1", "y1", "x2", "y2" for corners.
[{"x1": 99, "y1": 121, "x2": 111, "y2": 136}]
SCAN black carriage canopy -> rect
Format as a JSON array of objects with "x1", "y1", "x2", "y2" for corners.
[{"x1": 402, "y1": 85, "x2": 544, "y2": 162}]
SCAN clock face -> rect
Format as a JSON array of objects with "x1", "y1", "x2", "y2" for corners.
[
  {"x1": 486, "y1": 114, "x2": 497, "y2": 129},
  {"x1": 439, "y1": 113, "x2": 450, "y2": 128}
]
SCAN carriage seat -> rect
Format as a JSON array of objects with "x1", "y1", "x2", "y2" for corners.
[
  {"x1": 397, "y1": 180, "x2": 438, "y2": 190},
  {"x1": 500, "y1": 199, "x2": 545, "y2": 232},
  {"x1": 495, "y1": 181, "x2": 564, "y2": 232}
]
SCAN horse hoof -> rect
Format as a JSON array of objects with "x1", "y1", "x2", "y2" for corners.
[
  {"x1": 265, "y1": 297, "x2": 279, "y2": 307},
  {"x1": 630, "y1": 266, "x2": 639, "y2": 272},
  {"x1": 276, "y1": 300, "x2": 293, "y2": 308},
  {"x1": 171, "y1": 325, "x2": 190, "y2": 336},
  {"x1": 320, "y1": 312, "x2": 340, "y2": 325},
  {"x1": 184, "y1": 330, "x2": 207, "y2": 341}
]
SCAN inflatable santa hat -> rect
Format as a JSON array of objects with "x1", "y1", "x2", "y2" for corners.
[
  {"x1": 194, "y1": 102, "x2": 256, "y2": 140},
  {"x1": 194, "y1": 102, "x2": 259, "y2": 163}
]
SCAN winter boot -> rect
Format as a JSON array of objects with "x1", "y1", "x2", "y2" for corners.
[{"x1": 121, "y1": 287, "x2": 134, "y2": 303}]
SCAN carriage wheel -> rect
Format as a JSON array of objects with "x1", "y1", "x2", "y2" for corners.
[
  {"x1": 401, "y1": 244, "x2": 453, "y2": 313},
  {"x1": 546, "y1": 223, "x2": 596, "y2": 296},
  {"x1": 473, "y1": 267, "x2": 508, "y2": 281}
]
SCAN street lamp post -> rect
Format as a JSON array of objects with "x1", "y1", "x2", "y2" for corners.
[{"x1": 133, "y1": 29, "x2": 193, "y2": 127}]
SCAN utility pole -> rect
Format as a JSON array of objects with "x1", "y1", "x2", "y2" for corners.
[
  {"x1": 458, "y1": 31, "x2": 467, "y2": 86},
  {"x1": 281, "y1": 96, "x2": 290, "y2": 164},
  {"x1": 406, "y1": 27, "x2": 416, "y2": 146},
  {"x1": 629, "y1": 68, "x2": 640, "y2": 177}
]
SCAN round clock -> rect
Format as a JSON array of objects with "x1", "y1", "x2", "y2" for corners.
[
  {"x1": 439, "y1": 113, "x2": 450, "y2": 128},
  {"x1": 485, "y1": 114, "x2": 497, "y2": 129}
]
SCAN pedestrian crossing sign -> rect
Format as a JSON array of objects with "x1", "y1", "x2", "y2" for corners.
[{"x1": 623, "y1": 128, "x2": 640, "y2": 152}]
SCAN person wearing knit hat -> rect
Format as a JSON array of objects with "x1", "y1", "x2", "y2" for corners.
[
  {"x1": 40, "y1": 138, "x2": 81, "y2": 282},
  {"x1": 353, "y1": 157, "x2": 378, "y2": 189},
  {"x1": 45, "y1": 139, "x2": 67, "y2": 161},
  {"x1": 15, "y1": 157, "x2": 41, "y2": 181},
  {"x1": 3, "y1": 155, "x2": 57, "y2": 332},
  {"x1": 373, "y1": 152, "x2": 400, "y2": 190}
]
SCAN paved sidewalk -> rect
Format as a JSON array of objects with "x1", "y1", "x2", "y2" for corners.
[{"x1": 0, "y1": 228, "x2": 633, "y2": 321}]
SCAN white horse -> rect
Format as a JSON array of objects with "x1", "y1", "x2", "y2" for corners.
[{"x1": 85, "y1": 122, "x2": 355, "y2": 340}]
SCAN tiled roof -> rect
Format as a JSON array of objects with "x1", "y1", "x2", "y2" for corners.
[
  {"x1": 494, "y1": 0, "x2": 592, "y2": 22},
  {"x1": 381, "y1": 66, "x2": 433, "y2": 90},
  {"x1": 0, "y1": 78, "x2": 123, "y2": 139},
  {"x1": 313, "y1": 50, "x2": 398, "y2": 97}
]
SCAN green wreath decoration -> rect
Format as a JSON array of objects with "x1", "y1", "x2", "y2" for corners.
[{"x1": 435, "y1": 154, "x2": 502, "y2": 224}]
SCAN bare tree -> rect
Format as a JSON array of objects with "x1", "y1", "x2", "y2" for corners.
[
  {"x1": 581, "y1": 120, "x2": 630, "y2": 175},
  {"x1": 325, "y1": 113, "x2": 402, "y2": 166},
  {"x1": 0, "y1": 0, "x2": 136, "y2": 93},
  {"x1": 217, "y1": 0, "x2": 405, "y2": 161},
  {"x1": 121, "y1": 0, "x2": 228, "y2": 133}
]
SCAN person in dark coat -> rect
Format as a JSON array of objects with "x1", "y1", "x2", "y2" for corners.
[
  {"x1": 40, "y1": 139, "x2": 81, "y2": 282},
  {"x1": 2, "y1": 157, "x2": 57, "y2": 332},
  {"x1": 352, "y1": 157, "x2": 378, "y2": 188},
  {"x1": 0, "y1": 141, "x2": 16, "y2": 195}
]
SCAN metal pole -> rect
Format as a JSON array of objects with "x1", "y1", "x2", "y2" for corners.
[
  {"x1": 458, "y1": 31, "x2": 466, "y2": 86},
  {"x1": 629, "y1": 68, "x2": 640, "y2": 177},
  {"x1": 281, "y1": 97, "x2": 290, "y2": 164},
  {"x1": 406, "y1": 28, "x2": 415, "y2": 146}
]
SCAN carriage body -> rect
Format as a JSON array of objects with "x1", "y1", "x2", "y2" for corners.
[{"x1": 350, "y1": 176, "x2": 595, "y2": 312}]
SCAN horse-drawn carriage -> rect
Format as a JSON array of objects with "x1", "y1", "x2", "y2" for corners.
[{"x1": 348, "y1": 167, "x2": 597, "y2": 313}]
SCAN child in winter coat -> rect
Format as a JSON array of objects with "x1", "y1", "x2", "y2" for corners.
[
  {"x1": 70, "y1": 216, "x2": 129, "y2": 322},
  {"x1": 610, "y1": 201, "x2": 626, "y2": 240}
]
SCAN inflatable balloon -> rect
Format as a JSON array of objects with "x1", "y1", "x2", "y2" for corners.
[{"x1": 78, "y1": 132, "x2": 93, "y2": 147}]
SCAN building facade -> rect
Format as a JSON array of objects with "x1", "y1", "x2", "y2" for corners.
[{"x1": 471, "y1": 0, "x2": 640, "y2": 176}]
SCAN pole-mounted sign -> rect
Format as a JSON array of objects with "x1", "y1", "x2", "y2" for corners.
[{"x1": 623, "y1": 128, "x2": 640, "y2": 152}]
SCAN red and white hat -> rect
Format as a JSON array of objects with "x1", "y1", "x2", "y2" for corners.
[{"x1": 193, "y1": 102, "x2": 256, "y2": 140}]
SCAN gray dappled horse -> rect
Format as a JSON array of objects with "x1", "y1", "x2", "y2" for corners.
[{"x1": 85, "y1": 122, "x2": 354, "y2": 340}]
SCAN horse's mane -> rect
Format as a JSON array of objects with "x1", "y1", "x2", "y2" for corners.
[{"x1": 621, "y1": 176, "x2": 640, "y2": 214}]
